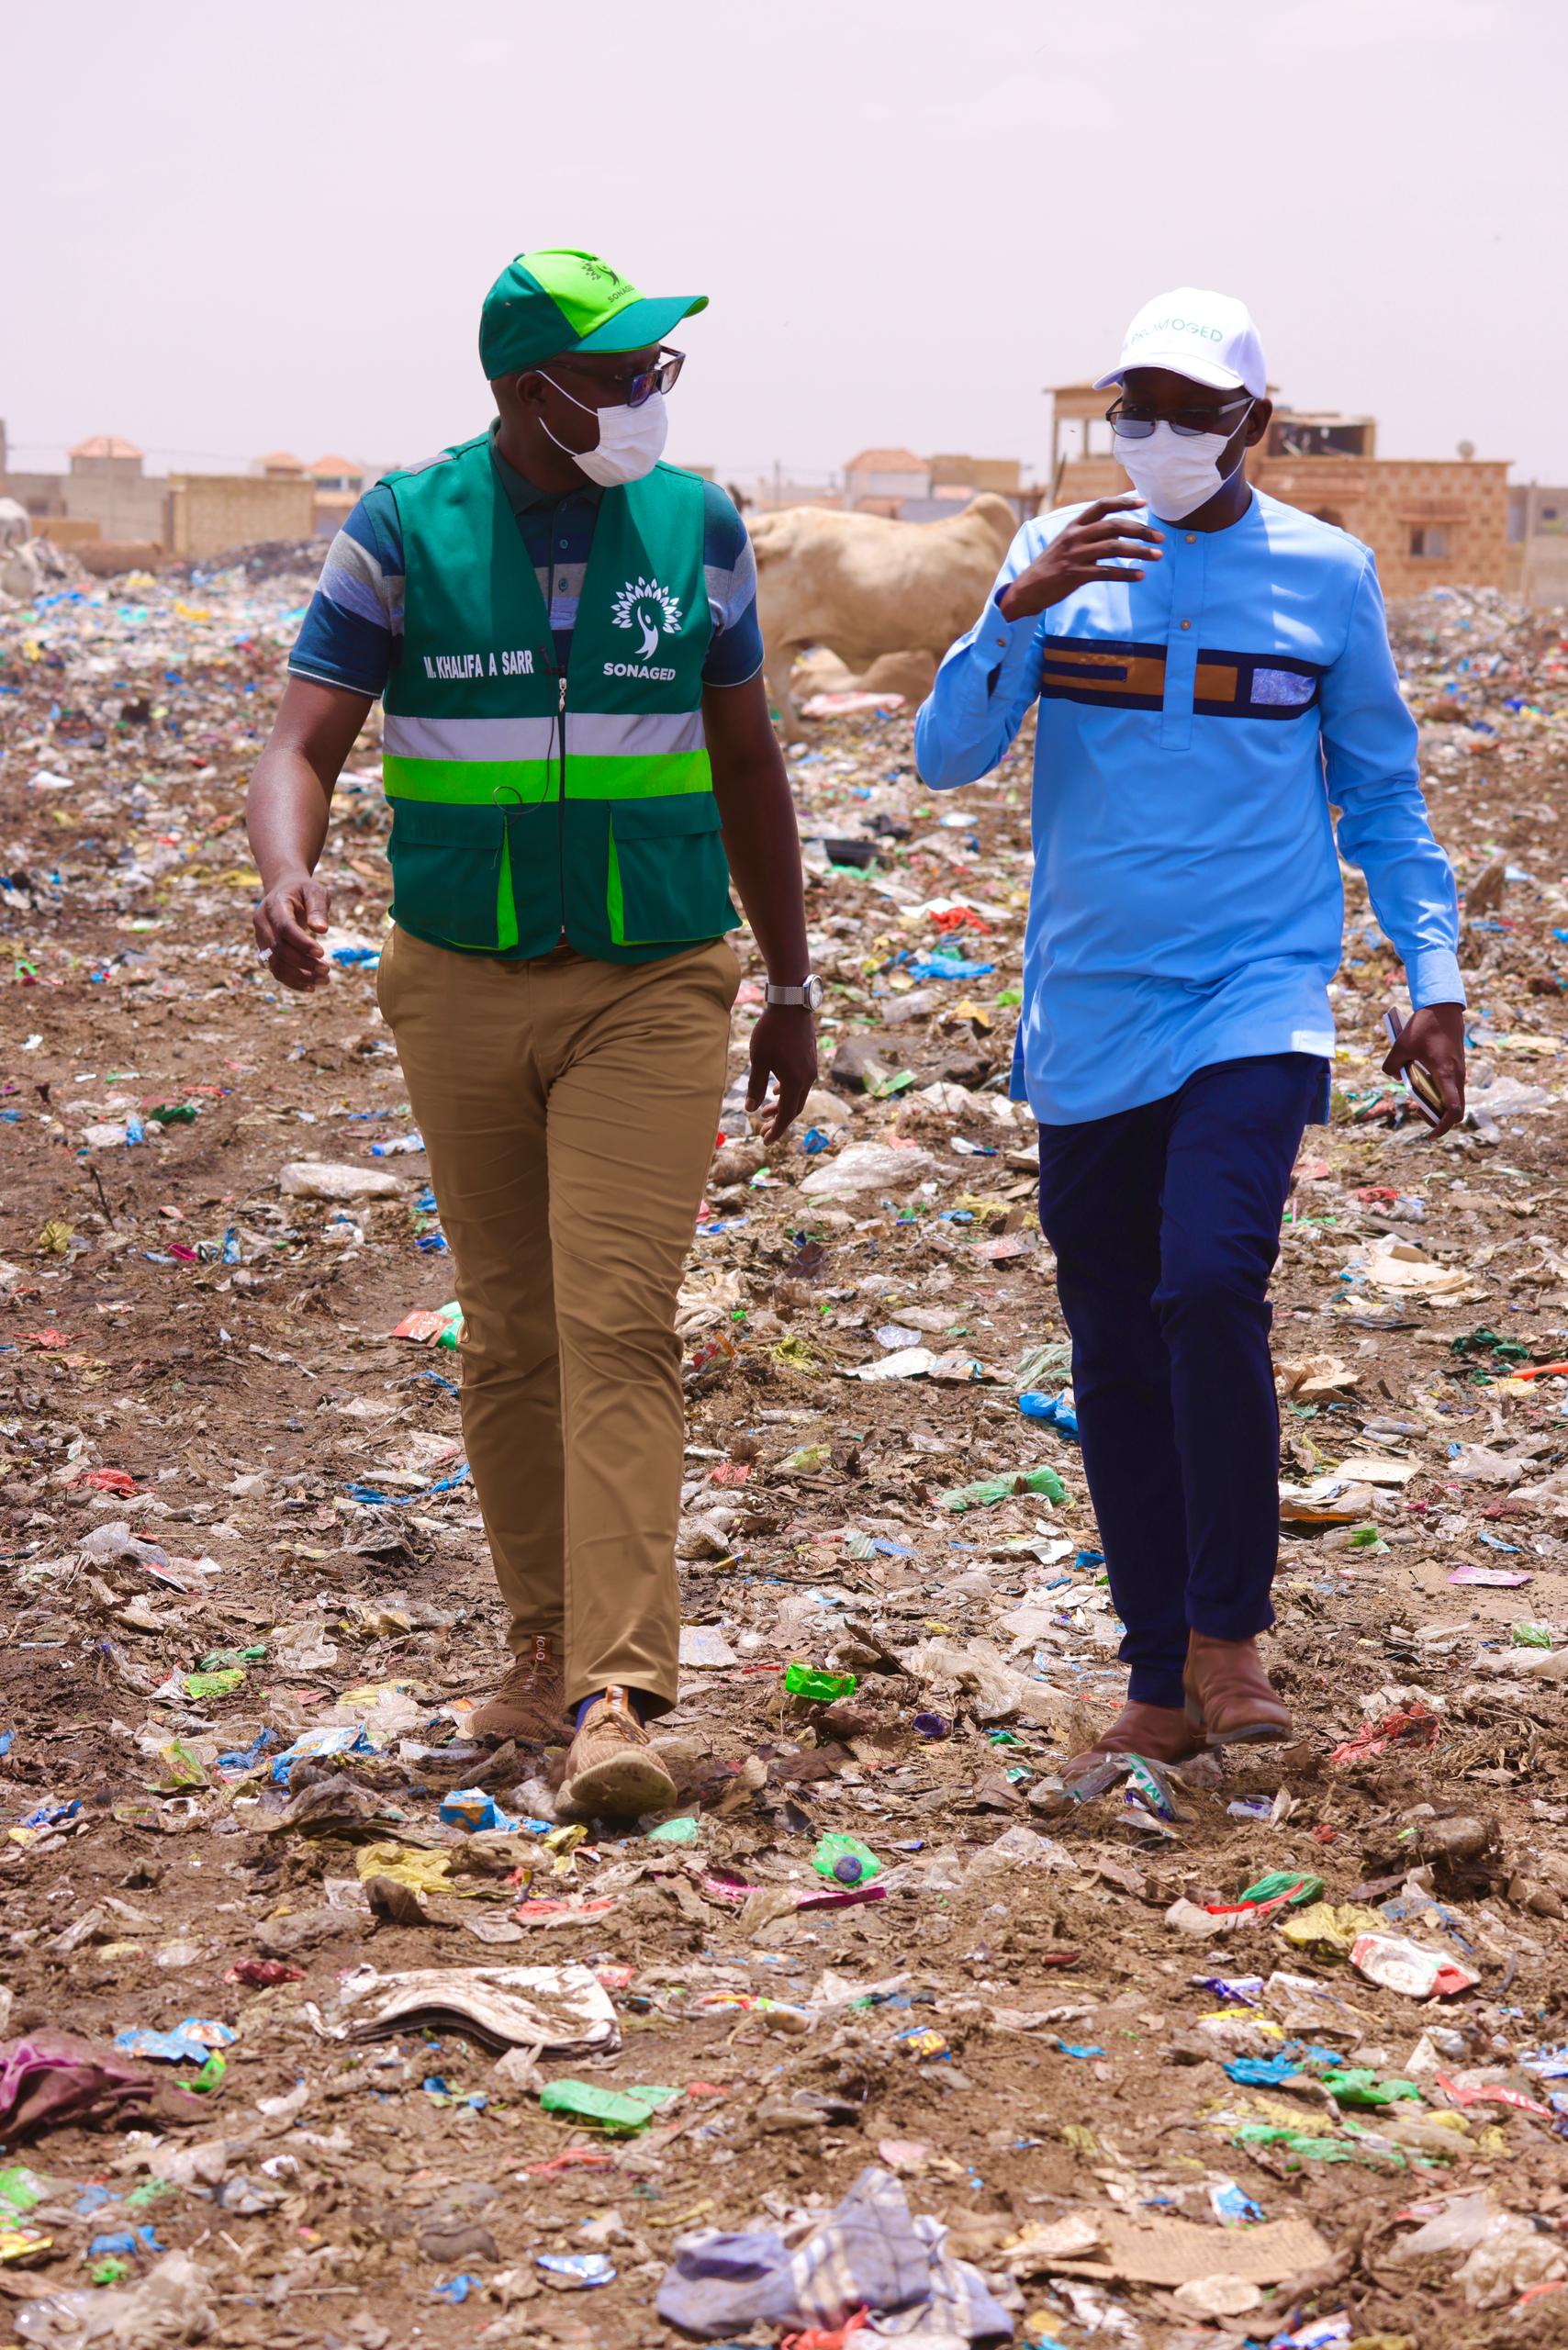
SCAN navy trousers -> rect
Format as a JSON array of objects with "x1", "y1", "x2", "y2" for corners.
[{"x1": 1036, "y1": 1054, "x2": 1326, "y2": 1709}]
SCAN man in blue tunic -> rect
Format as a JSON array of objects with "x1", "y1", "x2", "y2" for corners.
[{"x1": 916, "y1": 287, "x2": 1465, "y2": 1768}]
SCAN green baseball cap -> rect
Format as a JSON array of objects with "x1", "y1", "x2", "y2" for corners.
[{"x1": 479, "y1": 247, "x2": 708, "y2": 378}]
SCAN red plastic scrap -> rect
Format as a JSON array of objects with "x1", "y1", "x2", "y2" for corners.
[
  {"x1": 1329, "y1": 1703, "x2": 1442, "y2": 1767},
  {"x1": 782, "y1": 2310, "x2": 870, "y2": 2350},
  {"x1": 524, "y1": 2146, "x2": 616, "y2": 2177},
  {"x1": 69, "y1": 1467, "x2": 140, "y2": 1495},
  {"x1": 1435, "y1": 2072, "x2": 1554, "y2": 2122},
  {"x1": 225, "y1": 1959, "x2": 305, "y2": 1988}
]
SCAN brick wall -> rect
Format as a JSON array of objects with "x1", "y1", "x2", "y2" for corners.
[
  {"x1": 31, "y1": 516, "x2": 103, "y2": 548},
  {"x1": 167, "y1": 475, "x2": 316, "y2": 558},
  {"x1": 1255, "y1": 456, "x2": 1507, "y2": 595},
  {"x1": 1055, "y1": 453, "x2": 1507, "y2": 593}
]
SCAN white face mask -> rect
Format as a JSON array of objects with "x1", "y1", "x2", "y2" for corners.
[
  {"x1": 541, "y1": 377, "x2": 668, "y2": 487},
  {"x1": 1113, "y1": 406, "x2": 1251, "y2": 521}
]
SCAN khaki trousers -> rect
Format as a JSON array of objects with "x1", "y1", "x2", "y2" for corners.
[{"x1": 376, "y1": 924, "x2": 739, "y2": 1713}]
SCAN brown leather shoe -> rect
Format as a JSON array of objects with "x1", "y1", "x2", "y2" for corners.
[
  {"x1": 1184, "y1": 1632, "x2": 1293, "y2": 1748},
  {"x1": 1062, "y1": 1699, "x2": 1206, "y2": 1781},
  {"x1": 558, "y1": 1686, "x2": 677, "y2": 1821},
  {"x1": 469, "y1": 1636, "x2": 566, "y2": 1744}
]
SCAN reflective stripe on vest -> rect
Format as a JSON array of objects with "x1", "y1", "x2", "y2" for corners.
[{"x1": 382, "y1": 710, "x2": 710, "y2": 804}]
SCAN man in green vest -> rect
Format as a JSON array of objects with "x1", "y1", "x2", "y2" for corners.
[{"x1": 248, "y1": 249, "x2": 818, "y2": 1818}]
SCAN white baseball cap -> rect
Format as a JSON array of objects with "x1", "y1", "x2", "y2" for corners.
[{"x1": 1093, "y1": 286, "x2": 1267, "y2": 399}]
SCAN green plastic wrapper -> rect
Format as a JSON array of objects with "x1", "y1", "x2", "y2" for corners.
[
  {"x1": 539, "y1": 2080, "x2": 683, "y2": 2134},
  {"x1": 1513, "y1": 1622, "x2": 1552, "y2": 1649},
  {"x1": 784, "y1": 1664, "x2": 858, "y2": 1702},
  {"x1": 1238, "y1": 1870, "x2": 1325, "y2": 1909},
  {"x1": 1230, "y1": 2123, "x2": 1354, "y2": 2162},
  {"x1": 937, "y1": 1465, "x2": 1067, "y2": 1512},
  {"x1": 0, "y1": 2170, "x2": 44, "y2": 2219},
  {"x1": 1323, "y1": 2068, "x2": 1422, "y2": 2108},
  {"x1": 156, "y1": 1739, "x2": 208, "y2": 1789},
  {"x1": 184, "y1": 1668, "x2": 246, "y2": 1700},
  {"x1": 812, "y1": 1831, "x2": 881, "y2": 1886}
]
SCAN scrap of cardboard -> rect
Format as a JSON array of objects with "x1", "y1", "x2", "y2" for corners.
[{"x1": 1049, "y1": 2212, "x2": 1333, "y2": 2287}]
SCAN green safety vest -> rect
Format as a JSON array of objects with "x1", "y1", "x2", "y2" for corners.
[{"x1": 379, "y1": 435, "x2": 737, "y2": 962}]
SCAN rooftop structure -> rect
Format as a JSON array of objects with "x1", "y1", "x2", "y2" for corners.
[{"x1": 69, "y1": 433, "x2": 143, "y2": 464}]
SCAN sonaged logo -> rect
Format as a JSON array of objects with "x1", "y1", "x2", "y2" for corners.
[{"x1": 611, "y1": 576, "x2": 683, "y2": 661}]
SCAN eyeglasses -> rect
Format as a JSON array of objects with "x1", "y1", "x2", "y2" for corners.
[
  {"x1": 1106, "y1": 395, "x2": 1252, "y2": 441},
  {"x1": 550, "y1": 348, "x2": 686, "y2": 409}
]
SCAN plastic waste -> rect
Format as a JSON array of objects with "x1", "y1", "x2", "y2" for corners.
[
  {"x1": 539, "y1": 2079, "x2": 682, "y2": 2133},
  {"x1": 936, "y1": 1465, "x2": 1068, "y2": 1511},
  {"x1": 339, "y1": 1963, "x2": 620, "y2": 2055},
  {"x1": 278, "y1": 1159, "x2": 403, "y2": 1200},
  {"x1": 1019, "y1": 1390, "x2": 1079, "y2": 1438},
  {"x1": 1350, "y1": 1933, "x2": 1481, "y2": 1998},
  {"x1": 536, "y1": 2252, "x2": 618, "y2": 2288},
  {"x1": 13, "y1": 2248, "x2": 214, "y2": 2344},
  {"x1": 392, "y1": 1300, "x2": 465, "y2": 1347},
  {"x1": 812, "y1": 1832, "x2": 881, "y2": 1887},
  {"x1": 784, "y1": 1663, "x2": 859, "y2": 1702}
]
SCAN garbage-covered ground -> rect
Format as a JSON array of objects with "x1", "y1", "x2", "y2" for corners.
[{"x1": 4, "y1": 560, "x2": 1568, "y2": 2349}]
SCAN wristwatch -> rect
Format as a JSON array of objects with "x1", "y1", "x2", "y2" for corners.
[{"x1": 765, "y1": 973, "x2": 823, "y2": 1012}]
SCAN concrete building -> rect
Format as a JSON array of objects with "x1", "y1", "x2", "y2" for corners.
[
  {"x1": 928, "y1": 453, "x2": 1023, "y2": 498},
  {"x1": 167, "y1": 473, "x2": 317, "y2": 559},
  {"x1": 258, "y1": 451, "x2": 307, "y2": 479},
  {"x1": 843, "y1": 446, "x2": 930, "y2": 514},
  {"x1": 60, "y1": 435, "x2": 167, "y2": 544},
  {"x1": 744, "y1": 450, "x2": 1025, "y2": 521},
  {"x1": 308, "y1": 453, "x2": 367, "y2": 537},
  {"x1": 1044, "y1": 383, "x2": 1509, "y2": 596},
  {"x1": 1508, "y1": 483, "x2": 1568, "y2": 606}
]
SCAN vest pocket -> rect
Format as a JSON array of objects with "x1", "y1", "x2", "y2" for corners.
[
  {"x1": 607, "y1": 795, "x2": 735, "y2": 946},
  {"x1": 387, "y1": 800, "x2": 506, "y2": 951},
  {"x1": 503, "y1": 801, "x2": 567, "y2": 951}
]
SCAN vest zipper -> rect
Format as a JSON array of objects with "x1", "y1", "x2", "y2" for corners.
[{"x1": 555, "y1": 670, "x2": 568, "y2": 944}]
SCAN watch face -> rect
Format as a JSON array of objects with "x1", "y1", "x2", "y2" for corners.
[{"x1": 803, "y1": 974, "x2": 824, "y2": 1013}]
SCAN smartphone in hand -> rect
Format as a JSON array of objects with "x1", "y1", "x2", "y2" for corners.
[{"x1": 1383, "y1": 1007, "x2": 1444, "y2": 1127}]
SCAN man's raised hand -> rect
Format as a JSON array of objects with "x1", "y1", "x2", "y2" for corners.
[{"x1": 998, "y1": 496, "x2": 1164, "y2": 623}]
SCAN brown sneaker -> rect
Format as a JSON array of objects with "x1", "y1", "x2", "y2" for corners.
[
  {"x1": 469, "y1": 1636, "x2": 566, "y2": 1745},
  {"x1": 558, "y1": 1687, "x2": 677, "y2": 1821},
  {"x1": 1184, "y1": 1632, "x2": 1293, "y2": 1748},
  {"x1": 1063, "y1": 1699, "x2": 1206, "y2": 1782}
]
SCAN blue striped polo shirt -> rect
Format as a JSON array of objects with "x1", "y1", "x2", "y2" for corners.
[{"x1": 289, "y1": 431, "x2": 764, "y2": 698}]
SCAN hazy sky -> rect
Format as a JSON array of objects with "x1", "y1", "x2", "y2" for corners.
[{"x1": 7, "y1": 0, "x2": 1565, "y2": 489}]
